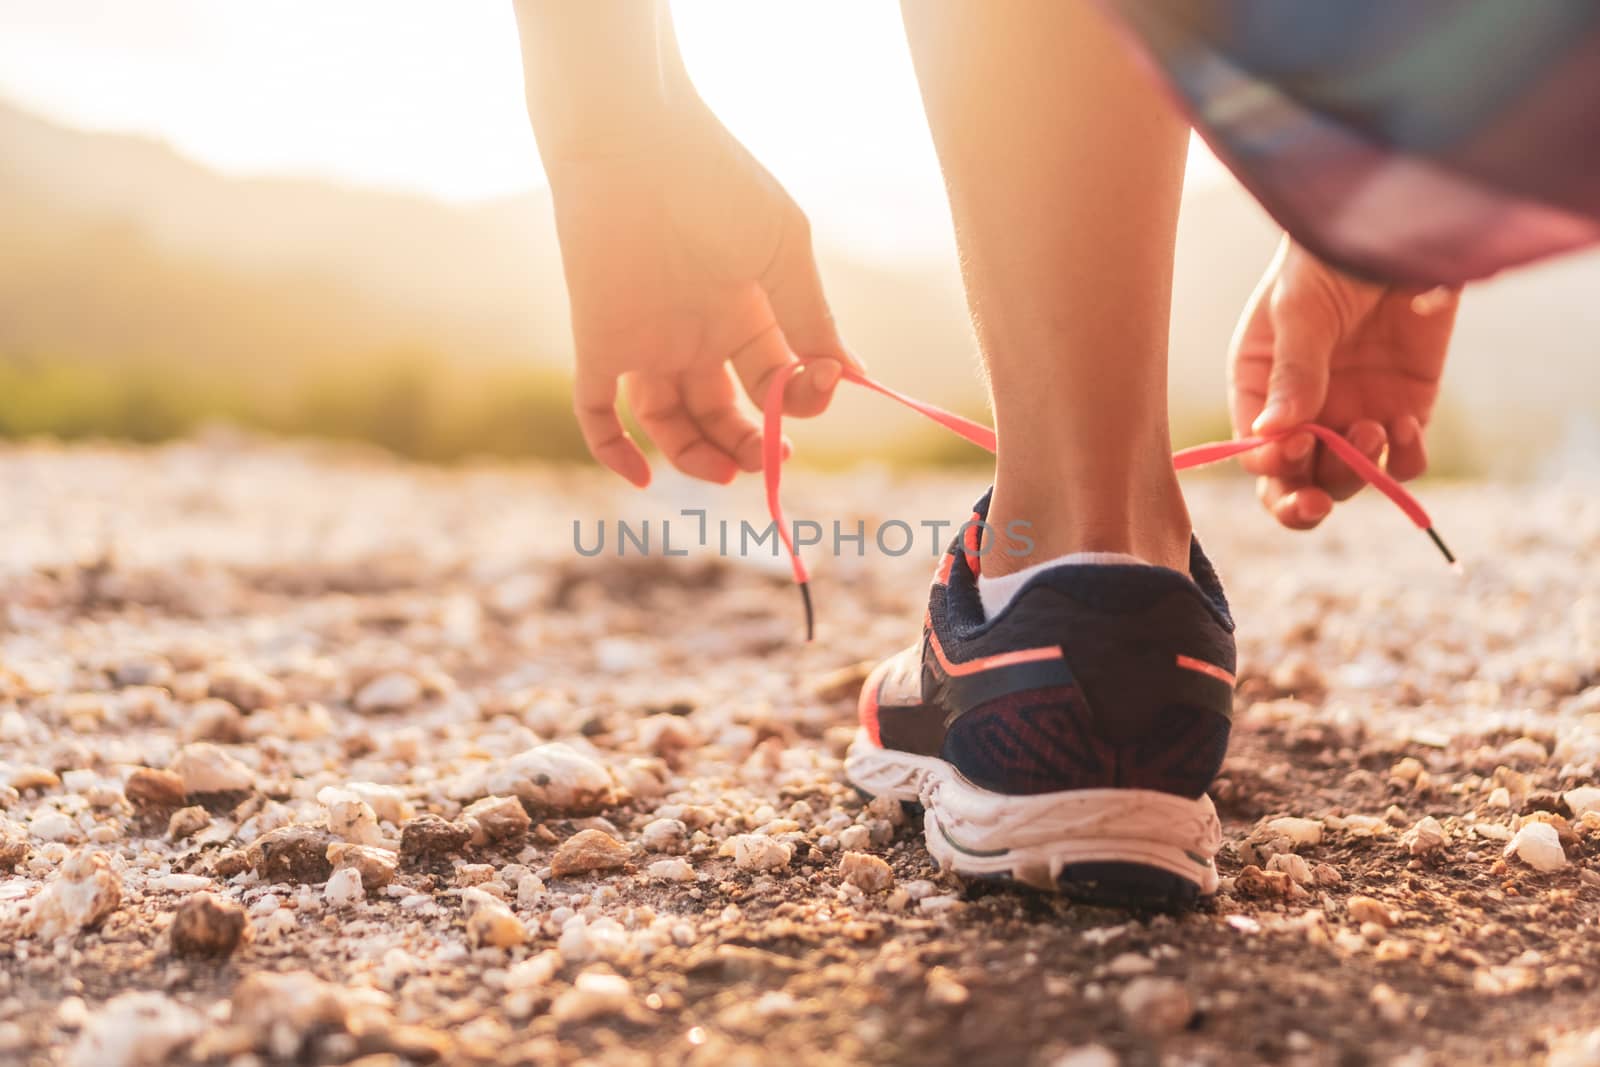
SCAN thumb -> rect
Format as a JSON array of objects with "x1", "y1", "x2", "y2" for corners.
[
  {"x1": 763, "y1": 214, "x2": 862, "y2": 417},
  {"x1": 1252, "y1": 267, "x2": 1371, "y2": 434}
]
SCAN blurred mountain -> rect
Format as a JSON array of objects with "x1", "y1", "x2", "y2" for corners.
[{"x1": 2, "y1": 97, "x2": 1597, "y2": 469}]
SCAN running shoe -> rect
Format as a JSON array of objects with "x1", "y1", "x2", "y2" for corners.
[{"x1": 843, "y1": 490, "x2": 1236, "y2": 908}]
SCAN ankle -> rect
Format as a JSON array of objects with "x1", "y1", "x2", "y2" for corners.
[{"x1": 982, "y1": 469, "x2": 1192, "y2": 577}]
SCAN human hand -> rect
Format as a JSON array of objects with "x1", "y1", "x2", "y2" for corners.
[
  {"x1": 545, "y1": 108, "x2": 858, "y2": 488},
  {"x1": 1228, "y1": 238, "x2": 1459, "y2": 529}
]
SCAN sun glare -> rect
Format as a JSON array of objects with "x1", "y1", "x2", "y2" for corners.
[{"x1": 0, "y1": 0, "x2": 1223, "y2": 259}]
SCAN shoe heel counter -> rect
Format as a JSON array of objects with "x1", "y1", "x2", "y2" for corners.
[{"x1": 941, "y1": 584, "x2": 1235, "y2": 799}]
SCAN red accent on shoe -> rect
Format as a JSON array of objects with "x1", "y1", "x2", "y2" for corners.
[
  {"x1": 927, "y1": 625, "x2": 1064, "y2": 678},
  {"x1": 858, "y1": 661, "x2": 886, "y2": 747},
  {"x1": 1175, "y1": 654, "x2": 1236, "y2": 687}
]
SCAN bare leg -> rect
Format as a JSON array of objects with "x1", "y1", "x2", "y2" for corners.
[{"x1": 902, "y1": 0, "x2": 1191, "y2": 575}]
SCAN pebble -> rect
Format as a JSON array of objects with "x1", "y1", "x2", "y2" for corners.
[
  {"x1": 647, "y1": 858, "x2": 696, "y2": 883},
  {"x1": 152, "y1": 873, "x2": 211, "y2": 893},
  {"x1": 479, "y1": 743, "x2": 615, "y2": 815},
  {"x1": 166, "y1": 805, "x2": 211, "y2": 841},
  {"x1": 925, "y1": 967, "x2": 970, "y2": 1006},
  {"x1": 324, "y1": 843, "x2": 398, "y2": 891},
  {"x1": 464, "y1": 888, "x2": 527, "y2": 949},
  {"x1": 65, "y1": 992, "x2": 202, "y2": 1067},
  {"x1": 837, "y1": 825, "x2": 871, "y2": 851},
  {"x1": 228, "y1": 970, "x2": 352, "y2": 1055},
  {"x1": 1505, "y1": 821, "x2": 1568, "y2": 872},
  {"x1": 1266, "y1": 853, "x2": 1313, "y2": 885},
  {"x1": 123, "y1": 767, "x2": 187, "y2": 811},
  {"x1": 550, "y1": 971, "x2": 635, "y2": 1023},
  {"x1": 839, "y1": 851, "x2": 894, "y2": 893},
  {"x1": 399, "y1": 814, "x2": 471, "y2": 864},
  {"x1": 638, "y1": 817, "x2": 688, "y2": 853},
  {"x1": 323, "y1": 866, "x2": 365, "y2": 907},
  {"x1": 1117, "y1": 976, "x2": 1194, "y2": 1036},
  {"x1": 344, "y1": 782, "x2": 414, "y2": 824},
  {"x1": 23, "y1": 848, "x2": 122, "y2": 939},
  {"x1": 1266, "y1": 816, "x2": 1324, "y2": 847},
  {"x1": 0, "y1": 819, "x2": 28, "y2": 871},
  {"x1": 208, "y1": 662, "x2": 286, "y2": 711},
  {"x1": 726, "y1": 834, "x2": 792, "y2": 872},
  {"x1": 461, "y1": 795, "x2": 532, "y2": 845},
  {"x1": 551, "y1": 828, "x2": 631, "y2": 877},
  {"x1": 168, "y1": 743, "x2": 255, "y2": 795},
  {"x1": 1347, "y1": 895, "x2": 1398, "y2": 927},
  {"x1": 1564, "y1": 786, "x2": 1600, "y2": 819},
  {"x1": 1403, "y1": 816, "x2": 1450, "y2": 856},
  {"x1": 29, "y1": 809, "x2": 79, "y2": 843},
  {"x1": 353, "y1": 671, "x2": 423, "y2": 714},
  {"x1": 319, "y1": 790, "x2": 383, "y2": 846},
  {"x1": 170, "y1": 892, "x2": 250, "y2": 957},
  {"x1": 250, "y1": 825, "x2": 335, "y2": 883},
  {"x1": 1050, "y1": 1046, "x2": 1120, "y2": 1067},
  {"x1": 1105, "y1": 953, "x2": 1157, "y2": 977}
]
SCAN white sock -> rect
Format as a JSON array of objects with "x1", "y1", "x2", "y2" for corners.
[{"x1": 977, "y1": 551, "x2": 1149, "y2": 620}]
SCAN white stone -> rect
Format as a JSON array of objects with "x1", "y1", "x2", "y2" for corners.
[
  {"x1": 353, "y1": 671, "x2": 422, "y2": 714},
  {"x1": 168, "y1": 743, "x2": 254, "y2": 794},
  {"x1": 1563, "y1": 786, "x2": 1600, "y2": 819},
  {"x1": 638, "y1": 817, "x2": 688, "y2": 853},
  {"x1": 151, "y1": 873, "x2": 211, "y2": 893},
  {"x1": 724, "y1": 834, "x2": 792, "y2": 872},
  {"x1": 1050, "y1": 1046, "x2": 1121, "y2": 1067},
  {"x1": 1117, "y1": 976, "x2": 1193, "y2": 1036},
  {"x1": 343, "y1": 782, "x2": 414, "y2": 824},
  {"x1": 472, "y1": 743, "x2": 614, "y2": 814},
  {"x1": 29, "y1": 810, "x2": 80, "y2": 843},
  {"x1": 24, "y1": 849, "x2": 122, "y2": 940},
  {"x1": 323, "y1": 867, "x2": 365, "y2": 907},
  {"x1": 67, "y1": 992, "x2": 203, "y2": 1067},
  {"x1": 1266, "y1": 816, "x2": 1324, "y2": 847},
  {"x1": 318, "y1": 789, "x2": 383, "y2": 846},
  {"x1": 1504, "y1": 821, "x2": 1567, "y2": 872},
  {"x1": 837, "y1": 825, "x2": 871, "y2": 851},
  {"x1": 550, "y1": 971, "x2": 634, "y2": 1023},
  {"x1": 1105, "y1": 952, "x2": 1156, "y2": 977},
  {"x1": 1403, "y1": 816, "x2": 1450, "y2": 856},
  {"x1": 463, "y1": 888, "x2": 525, "y2": 949},
  {"x1": 646, "y1": 858, "x2": 695, "y2": 883}
]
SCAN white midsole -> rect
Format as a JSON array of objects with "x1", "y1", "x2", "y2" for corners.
[{"x1": 844, "y1": 728, "x2": 1222, "y2": 894}]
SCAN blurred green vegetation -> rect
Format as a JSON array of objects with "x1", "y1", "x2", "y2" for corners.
[{"x1": 0, "y1": 351, "x2": 591, "y2": 464}]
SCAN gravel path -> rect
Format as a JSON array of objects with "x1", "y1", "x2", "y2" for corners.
[{"x1": 1, "y1": 437, "x2": 1598, "y2": 1067}]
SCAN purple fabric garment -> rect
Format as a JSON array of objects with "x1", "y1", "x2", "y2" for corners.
[{"x1": 1099, "y1": 0, "x2": 1600, "y2": 285}]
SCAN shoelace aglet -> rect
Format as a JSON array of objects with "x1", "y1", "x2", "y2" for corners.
[
  {"x1": 798, "y1": 581, "x2": 815, "y2": 642},
  {"x1": 1425, "y1": 527, "x2": 1458, "y2": 568}
]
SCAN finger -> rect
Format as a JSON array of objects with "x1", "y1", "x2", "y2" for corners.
[
  {"x1": 681, "y1": 366, "x2": 765, "y2": 473},
  {"x1": 1239, "y1": 430, "x2": 1317, "y2": 481},
  {"x1": 573, "y1": 370, "x2": 651, "y2": 488},
  {"x1": 1386, "y1": 414, "x2": 1429, "y2": 482},
  {"x1": 1258, "y1": 477, "x2": 1333, "y2": 531},
  {"x1": 762, "y1": 215, "x2": 862, "y2": 416},
  {"x1": 1253, "y1": 284, "x2": 1338, "y2": 434},
  {"x1": 627, "y1": 377, "x2": 739, "y2": 485},
  {"x1": 1315, "y1": 418, "x2": 1387, "y2": 501},
  {"x1": 728, "y1": 318, "x2": 844, "y2": 420},
  {"x1": 1410, "y1": 286, "x2": 1461, "y2": 317}
]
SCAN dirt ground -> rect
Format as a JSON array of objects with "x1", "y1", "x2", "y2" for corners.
[{"x1": 2, "y1": 436, "x2": 1598, "y2": 1067}]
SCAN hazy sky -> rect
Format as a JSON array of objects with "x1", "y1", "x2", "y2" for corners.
[{"x1": 0, "y1": 0, "x2": 1222, "y2": 257}]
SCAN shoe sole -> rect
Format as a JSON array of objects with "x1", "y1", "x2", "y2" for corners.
[{"x1": 843, "y1": 728, "x2": 1221, "y2": 908}]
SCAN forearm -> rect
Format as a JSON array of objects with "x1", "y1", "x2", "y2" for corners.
[{"x1": 513, "y1": 0, "x2": 700, "y2": 160}]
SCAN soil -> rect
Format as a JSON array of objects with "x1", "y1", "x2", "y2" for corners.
[{"x1": 1, "y1": 435, "x2": 1598, "y2": 1067}]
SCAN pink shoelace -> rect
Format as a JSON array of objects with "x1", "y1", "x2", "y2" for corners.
[{"x1": 762, "y1": 359, "x2": 1457, "y2": 640}]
